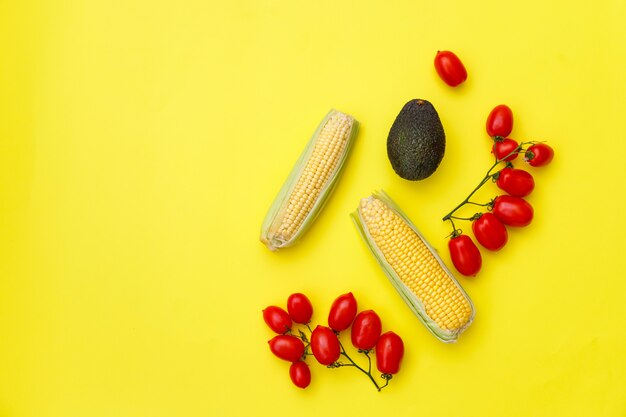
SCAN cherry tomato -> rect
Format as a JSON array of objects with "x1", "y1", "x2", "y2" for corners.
[
  {"x1": 486, "y1": 104, "x2": 514, "y2": 137},
  {"x1": 448, "y1": 234, "x2": 482, "y2": 277},
  {"x1": 472, "y1": 213, "x2": 508, "y2": 251},
  {"x1": 496, "y1": 167, "x2": 534, "y2": 197},
  {"x1": 525, "y1": 143, "x2": 554, "y2": 167},
  {"x1": 492, "y1": 195, "x2": 533, "y2": 227},
  {"x1": 268, "y1": 335, "x2": 305, "y2": 362},
  {"x1": 350, "y1": 310, "x2": 382, "y2": 351},
  {"x1": 328, "y1": 292, "x2": 357, "y2": 332},
  {"x1": 434, "y1": 50, "x2": 467, "y2": 87},
  {"x1": 310, "y1": 325, "x2": 341, "y2": 366},
  {"x1": 263, "y1": 306, "x2": 292, "y2": 334},
  {"x1": 492, "y1": 138, "x2": 519, "y2": 161},
  {"x1": 376, "y1": 331, "x2": 404, "y2": 375},
  {"x1": 287, "y1": 293, "x2": 313, "y2": 324},
  {"x1": 289, "y1": 361, "x2": 311, "y2": 389}
]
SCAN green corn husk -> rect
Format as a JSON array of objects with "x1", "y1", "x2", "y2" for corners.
[
  {"x1": 351, "y1": 190, "x2": 475, "y2": 342},
  {"x1": 260, "y1": 109, "x2": 359, "y2": 251}
]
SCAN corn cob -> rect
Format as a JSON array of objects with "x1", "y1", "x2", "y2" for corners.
[
  {"x1": 351, "y1": 191, "x2": 474, "y2": 342},
  {"x1": 261, "y1": 109, "x2": 359, "y2": 251}
]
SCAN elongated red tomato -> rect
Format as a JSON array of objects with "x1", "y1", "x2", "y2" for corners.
[
  {"x1": 268, "y1": 335, "x2": 305, "y2": 362},
  {"x1": 448, "y1": 234, "x2": 482, "y2": 276},
  {"x1": 376, "y1": 332, "x2": 404, "y2": 375},
  {"x1": 434, "y1": 50, "x2": 467, "y2": 87},
  {"x1": 525, "y1": 143, "x2": 554, "y2": 167},
  {"x1": 492, "y1": 195, "x2": 533, "y2": 227},
  {"x1": 289, "y1": 361, "x2": 311, "y2": 389},
  {"x1": 263, "y1": 306, "x2": 292, "y2": 334},
  {"x1": 486, "y1": 104, "x2": 514, "y2": 137},
  {"x1": 287, "y1": 293, "x2": 313, "y2": 324},
  {"x1": 472, "y1": 213, "x2": 508, "y2": 251},
  {"x1": 496, "y1": 167, "x2": 534, "y2": 197},
  {"x1": 351, "y1": 310, "x2": 382, "y2": 351},
  {"x1": 310, "y1": 325, "x2": 341, "y2": 366},
  {"x1": 492, "y1": 138, "x2": 519, "y2": 161},
  {"x1": 328, "y1": 292, "x2": 357, "y2": 331}
]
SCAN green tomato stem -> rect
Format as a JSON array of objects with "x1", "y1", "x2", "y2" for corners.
[
  {"x1": 364, "y1": 350, "x2": 372, "y2": 374},
  {"x1": 464, "y1": 201, "x2": 492, "y2": 207},
  {"x1": 442, "y1": 141, "x2": 536, "y2": 234},
  {"x1": 379, "y1": 377, "x2": 390, "y2": 390},
  {"x1": 449, "y1": 215, "x2": 478, "y2": 221},
  {"x1": 337, "y1": 340, "x2": 383, "y2": 391}
]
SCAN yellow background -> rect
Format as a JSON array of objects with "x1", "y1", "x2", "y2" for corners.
[{"x1": 1, "y1": 1, "x2": 625, "y2": 416}]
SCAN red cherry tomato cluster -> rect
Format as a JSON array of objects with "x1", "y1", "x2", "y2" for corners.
[
  {"x1": 263, "y1": 292, "x2": 404, "y2": 391},
  {"x1": 442, "y1": 104, "x2": 554, "y2": 276},
  {"x1": 263, "y1": 293, "x2": 314, "y2": 388}
]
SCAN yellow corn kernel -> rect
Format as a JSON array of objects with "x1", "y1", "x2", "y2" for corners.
[
  {"x1": 261, "y1": 110, "x2": 358, "y2": 251},
  {"x1": 353, "y1": 192, "x2": 474, "y2": 342}
]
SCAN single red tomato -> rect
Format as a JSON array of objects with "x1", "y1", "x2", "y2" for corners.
[
  {"x1": 525, "y1": 143, "x2": 554, "y2": 167},
  {"x1": 492, "y1": 138, "x2": 519, "y2": 161},
  {"x1": 486, "y1": 104, "x2": 514, "y2": 137},
  {"x1": 263, "y1": 306, "x2": 292, "y2": 334},
  {"x1": 434, "y1": 50, "x2": 467, "y2": 87},
  {"x1": 492, "y1": 195, "x2": 534, "y2": 227},
  {"x1": 496, "y1": 167, "x2": 535, "y2": 197},
  {"x1": 268, "y1": 335, "x2": 305, "y2": 362},
  {"x1": 328, "y1": 292, "x2": 357, "y2": 331},
  {"x1": 448, "y1": 234, "x2": 482, "y2": 277},
  {"x1": 376, "y1": 331, "x2": 404, "y2": 375},
  {"x1": 472, "y1": 213, "x2": 508, "y2": 251},
  {"x1": 350, "y1": 310, "x2": 382, "y2": 351},
  {"x1": 287, "y1": 293, "x2": 313, "y2": 324},
  {"x1": 289, "y1": 361, "x2": 311, "y2": 389},
  {"x1": 310, "y1": 325, "x2": 341, "y2": 366}
]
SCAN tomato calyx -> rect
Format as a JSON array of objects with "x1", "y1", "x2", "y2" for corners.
[
  {"x1": 491, "y1": 162, "x2": 514, "y2": 182},
  {"x1": 524, "y1": 143, "x2": 554, "y2": 167},
  {"x1": 290, "y1": 327, "x2": 310, "y2": 344},
  {"x1": 375, "y1": 373, "x2": 392, "y2": 389}
]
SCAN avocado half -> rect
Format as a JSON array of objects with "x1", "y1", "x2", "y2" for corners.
[{"x1": 387, "y1": 99, "x2": 445, "y2": 181}]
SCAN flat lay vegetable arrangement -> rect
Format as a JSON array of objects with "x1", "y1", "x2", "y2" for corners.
[
  {"x1": 260, "y1": 50, "x2": 554, "y2": 390},
  {"x1": 6, "y1": 2, "x2": 626, "y2": 415}
]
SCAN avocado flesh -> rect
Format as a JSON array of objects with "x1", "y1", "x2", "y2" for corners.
[{"x1": 387, "y1": 99, "x2": 445, "y2": 181}]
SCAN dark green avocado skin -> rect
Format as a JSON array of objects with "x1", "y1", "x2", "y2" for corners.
[{"x1": 387, "y1": 99, "x2": 445, "y2": 181}]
